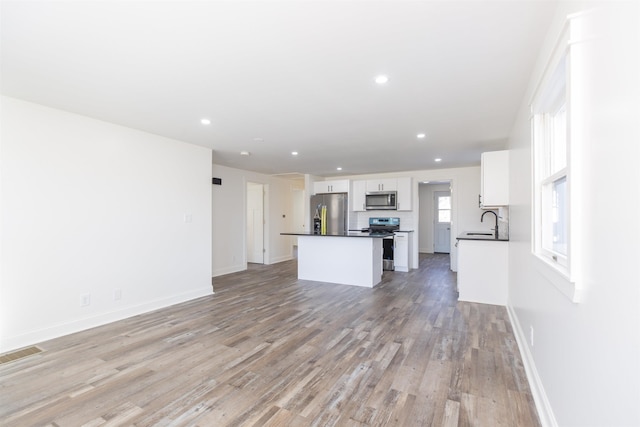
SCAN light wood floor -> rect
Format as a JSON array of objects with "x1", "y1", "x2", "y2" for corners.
[{"x1": 0, "y1": 254, "x2": 540, "y2": 426}]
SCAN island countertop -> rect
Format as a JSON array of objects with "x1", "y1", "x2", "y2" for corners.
[{"x1": 281, "y1": 232, "x2": 392, "y2": 238}]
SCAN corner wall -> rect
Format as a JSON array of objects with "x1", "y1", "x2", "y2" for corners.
[
  {"x1": 211, "y1": 164, "x2": 300, "y2": 278},
  {"x1": 506, "y1": 3, "x2": 640, "y2": 426},
  {"x1": 0, "y1": 96, "x2": 213, "y2": 353}
]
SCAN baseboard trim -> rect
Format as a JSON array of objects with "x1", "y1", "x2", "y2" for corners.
[
  {"x1": 269, "y1": 254, "x2": 293, "y2": 264},
  {"x1": 213, "y1": 264, "x2": 246, "y2": 277},
  {"x1": 506, "y1": 304, "x2": 558, "y2": 427},
  {"x1": 1, "y1": 287, "x2": 213, "y2": 353}
]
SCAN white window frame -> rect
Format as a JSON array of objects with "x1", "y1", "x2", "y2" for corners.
[{"x1": 531, "y1": 12, "x2": 589, "y2": 303}]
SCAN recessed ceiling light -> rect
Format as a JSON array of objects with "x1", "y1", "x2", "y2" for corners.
[
  {"x1": 417, "y1": 133, "x2": 426, "y2": 139},
  {"x1": 374, "y1": 75, "x2": 389, "y2": 84},
  {"x1": 336, "y1": 167, "x2": 342, "y2": 171},
  {"x1": 434, "y1": 158, "x2": 442, "y2": 162},
  {"x1": 240, "y1": 151, "x2": 250, "y2": 156},
  {"x1": 291, "y1": 151, "x2": 298, "y2": 156},
  {"x1": 201, "y1": 118, "x2": 211, "y2": 125}
]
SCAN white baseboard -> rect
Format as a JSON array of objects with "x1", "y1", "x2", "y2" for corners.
[
  {"x1": 269, "y1": 254, "x2": 293, "y2": 264},
  {"x1": 506, "y1": 304, "x2": 558, "y2": 427},
  {"x1": 2, "y1": 287, "x2": 213, "y2": 353},
  {"x1": 212, "y1": 264, "x2": 246, "y2": 277}
]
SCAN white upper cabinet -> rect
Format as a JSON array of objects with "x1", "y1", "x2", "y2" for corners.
[
  {"x1": 396, "y1": 177, "x2": 412, "y2": 211},
  {"x1": 480, "y1": 150, "x2": 509, "y2": 207},
  {"x1": 351, "y1": 177, "x2": 412, "y2": 211},
  {"x1": 313, "y1": 179, "x2": 349, "y2": 194},
  {"x1": 351, "y1": 180, "x2": 367, "y2": 211},
  {"x1": 366, "y1": 179, "x2": 397, "y2": 192}
]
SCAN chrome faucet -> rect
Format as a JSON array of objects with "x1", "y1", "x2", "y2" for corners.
[{"x1": 481, "y1": 210, "x2": 499, "y2": 239}]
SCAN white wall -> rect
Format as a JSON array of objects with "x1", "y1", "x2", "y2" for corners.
[
  {"x1": 506, "y1": 3, "x2": 640, "y2": 426},
  {"x1": 0, "y1": 96, "x2": 213, "y2": 353},
  {"x1": 211, "y1": 164, "x2": 301, "y2": 278},
  {"x1": 418, "y1": 183, "x2": 450, "y2": 253}
]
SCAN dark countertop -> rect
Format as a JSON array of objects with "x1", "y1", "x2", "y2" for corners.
[
  {"x1": 457, "y1": 231, "x2": 509, "y2": 242},
  {"x1": 281, "y1": 232, "x2": 391, "y2": 238},
  {"x1": 347, "y1": 229, "x2": 415, "y2": 233}
]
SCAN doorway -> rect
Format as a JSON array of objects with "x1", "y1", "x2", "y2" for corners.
[
  {"x1": 434, "y1": 190, "x2": 452, "y2": 253},
  {"x1": 418, "y1": 182, "x2": 452, "y2": 254},
  {"x1": 246, "y1": 182, "x2": 264, "y2": 264}
]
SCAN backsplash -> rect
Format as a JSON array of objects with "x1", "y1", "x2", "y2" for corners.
[
  {"x1": 350, "y1": 211, "x2": 416, "y2": 231},
  {"x1": 497, "y1": 206, "x2": 509, "y2": 239}
]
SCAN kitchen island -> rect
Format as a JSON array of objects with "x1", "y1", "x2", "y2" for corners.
[{"x1": 281, "y1": 232, "x2": 388, "y2": 288}]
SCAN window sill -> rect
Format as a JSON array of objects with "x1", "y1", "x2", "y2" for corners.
[{"x1": 533, "y1": 253, "x2": 582, "y2": 303}]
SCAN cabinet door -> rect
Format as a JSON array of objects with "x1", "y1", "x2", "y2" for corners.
[
  {"x1": 312, "y1": 181, "x2": 329, "y2": 194},
  {"x1": 481, "y1": 150, "x2": 509, "y2": 207},
  {"x1": 313, "y1": 180, "x2": 349, "y2": 194},
  {"x1": 366, "y1": 179, "x2": 397, "y2": 192},
  {"x1": 351, "y1": 180, "x2": 367, "y2": 211},
  {"x1": 329, "y1": 180, "x2": 349, "y2": 193},
  {"x1": 457, "y1": 240, "x2": 508, "y2": 305},
  {"x1": 396, "y1": 177, "x2": 412, "y2": 211},
  {"x1": 394, "y1": 232, "x2": 409, "y2": 272}
]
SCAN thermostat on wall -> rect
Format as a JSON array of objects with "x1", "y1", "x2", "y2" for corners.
[{"x1": 212, "y1": 177, "x2": 222, "y2": 185}]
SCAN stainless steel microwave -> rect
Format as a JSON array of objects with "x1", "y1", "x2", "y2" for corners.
[{"x1": 365, "y1": 191, "x2": 397, "y2": 210}]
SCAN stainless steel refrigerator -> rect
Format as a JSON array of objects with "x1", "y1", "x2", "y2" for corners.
[{"x1": 310, "y1": 193, "x2": 348, "y2": 235}]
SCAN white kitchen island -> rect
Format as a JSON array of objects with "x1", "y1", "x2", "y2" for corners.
[{"x1": 281, "y1": 232, "x2": 385, "y2": 288}]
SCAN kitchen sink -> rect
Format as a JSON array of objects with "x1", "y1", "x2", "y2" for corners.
[{"x1": 466, "y1": 232, "x2": 493, "y2": 236}]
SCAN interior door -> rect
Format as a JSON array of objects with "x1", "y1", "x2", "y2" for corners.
[
  {"x1": 434, "y1": 191, "x2": 451, "y2": 253},
  {"x1": 247, "y1": 182, "x2": 264, "y2": 264}
]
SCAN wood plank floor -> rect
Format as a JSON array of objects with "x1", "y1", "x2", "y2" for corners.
[{"x1": 0, "y1": 254, "x2": 540, "y2": 426}]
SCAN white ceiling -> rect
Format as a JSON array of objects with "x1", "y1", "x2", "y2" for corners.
[{"x1": 1, "y1": 1, "x2": 557, "y2": 177}]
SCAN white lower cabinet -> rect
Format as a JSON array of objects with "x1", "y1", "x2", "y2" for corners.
[
  {"x1": 393, "y1": 232, "x2": 412, "y2": 272},
  {"x1": 457, "y1": 240, "x2": 508, "y2": 305}
]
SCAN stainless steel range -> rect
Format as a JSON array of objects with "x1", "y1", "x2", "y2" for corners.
[
  {"x1": 368, "y1": 217, "x2": 399, "y2": 271},
  {"x1": 368, "y1": 217, "x2": 400, "y2": 235}
]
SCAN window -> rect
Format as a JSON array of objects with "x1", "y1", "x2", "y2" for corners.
[
  {"x1": 437, "y1": 195, "x2": 451, "y2": 223},
  {"x1": 531, "y1": 12, "x2": 588, "y2": 302},
  {"x1": 535, "y1": 73, "x2": 568, "y2": 268}
]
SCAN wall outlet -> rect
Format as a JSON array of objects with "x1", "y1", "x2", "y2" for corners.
[
  {"x1": 530, "y1": 326, "x2": 534, "y2": 347},
  {"x1": 114, "y1": 289, "x2": 122, "y2": 301},
  {"x1": 81, "y1": 294, "x2": 91, "y2": 307}
]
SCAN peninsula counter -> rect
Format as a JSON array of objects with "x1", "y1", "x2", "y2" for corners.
[{"x1": 280, "y1": 232, "x2": 388, "y2": 288}]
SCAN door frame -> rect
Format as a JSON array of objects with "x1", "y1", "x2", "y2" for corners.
[
  {"x1": 433, "y1": 190, "x2": 452, "y2": 254},
  {"x1": 416, "y1": 179, "x2": 456, "y2": 271},
  {"x1": 246, "y1": 182, "x2": 265, "y2": 264}
]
